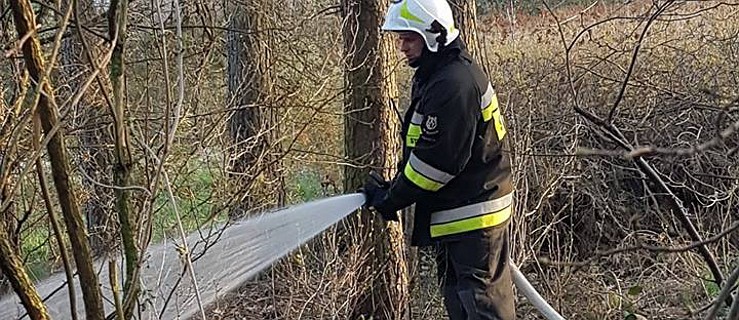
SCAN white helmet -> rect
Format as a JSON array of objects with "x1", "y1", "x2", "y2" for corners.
[{"x1": 381, "y1": 0, "x2": 460, "y2": 52}]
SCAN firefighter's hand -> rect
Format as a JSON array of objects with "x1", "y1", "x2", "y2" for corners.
[
  {"x1": 360, "y1": 176, "x2": 399, "y2": 221},
  {"x1": 359, "y1": 178, "x2": 386, "y2": 210}
]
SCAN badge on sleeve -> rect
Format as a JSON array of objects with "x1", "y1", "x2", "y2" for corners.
[
  {"x1": 425, "y1": 116, "x2": 437, "y2": 131},
  {"x1": 421, "y1": 114, "x2": 440, "y2": 141}
]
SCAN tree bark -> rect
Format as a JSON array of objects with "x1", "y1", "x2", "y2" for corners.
[
  {"x1": 342, "y1": 0, "x2": 410, "y2": 318},
  {"x1": 9, "y1": 0, "x2": 105, "y2": 318},
  {"x1": 0, "y1": 85, "x2": 16, "y2": 296},
  {"x1": 449, "y1": 0, "x2": 480, "y2": 55},
  {"x1": 449, "y1": 0, "x2": 490, "y2": 74},
  {"x1": 226, "y1": 0, "x2": 283, "y2": 217},
  {"x1": 0, "y1": 218, "x2": 50, "y2": 320},
  {"x1": 0, "y1": 86, "x2": 35, "y2": 307},
  {"x1": 107, "y1": 0, "x2": 140, "y2": 317},
  {"x1": 34, "y1": 115, "x2": 79, "y2": 320}
]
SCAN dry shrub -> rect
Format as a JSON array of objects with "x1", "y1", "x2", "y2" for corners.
[{"x1": 487, "y1": 1, "x2": 738, "y2": 319}]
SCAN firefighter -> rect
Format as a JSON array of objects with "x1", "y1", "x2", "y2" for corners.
[{"x1": 361, "y1": 0, "x2": 516, "y2": 319}]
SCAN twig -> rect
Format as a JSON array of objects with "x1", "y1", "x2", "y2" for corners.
[
  {"x1": 575, "y1": 111, "x2": 739, "y2": 159},
  {"x1": 604, "y1": 221, "x2": 737, "y2": 260},
  {"x1": 631, "y1": 153, "x2": 727, "y2": 288},
  {"x1": 162, "y1": 170, "x2": 207, "y2": 318},
  {"x1": 171, "y1": 0, "x2": 185, "y2": 146},
  {"x1": 607, "y1": 1, "x2": 674, "y2": 123},
  {"x1": 77, "y1": 167, "x2": 152, "y2": 196},
  {"x1": 108, "y1": 259, "x2": 125, "y2": 320},
  {"x1": 4, "y1": 28, "x2": 35, "y2": 58},
  {"x1": 144, "y1": 0, "x2": 175, "y2": 214},
  {"x1": 155, "y1": 0, "x2": 207, "y2": 317},
  {"x1": 641, "y1": 222, "x2": 739, "y2": 253}
]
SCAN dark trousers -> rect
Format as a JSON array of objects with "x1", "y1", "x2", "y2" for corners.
[{"x1": 435, "y1": 222, "x2": 515, "y2": 320}]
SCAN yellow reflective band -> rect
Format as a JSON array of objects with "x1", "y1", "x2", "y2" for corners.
[
  {"x1": 406, "y1": 124, "x2": 421, "y2": 147},
  {"x1": 400, "y1": 1, "x2": 424, "y2": 24},
  {"x1": 430, "y1": 206, "x2": 512, "y2": 238},
  {"x1": 481, "y1": 94, "x2": 499, "y2": 122},
  {"x1": 431, "y1": 193, "x2": 513, "y2": 224},
  {"x1": 404, "y1": 162, "x2": 443, "y2": 191},
  {"x1": 492, "y1": 107, "x2": 507, "y2": 140}
]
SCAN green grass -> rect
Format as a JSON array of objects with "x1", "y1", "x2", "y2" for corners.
[
  {"x1": 703, "y1": 270, "x2": 722, "y2": 298},
  {"x1": 151, "y1": 163, "x2": 223, "y2": 241},
  {"x1": 20, "y1": 223, "x2": 53, "y2": 280},
  {"x1": 286, "y1": 168, "x2": 326, "y2": 203}
]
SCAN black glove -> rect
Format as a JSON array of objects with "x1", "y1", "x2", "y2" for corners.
[{"x1": 360, "y1": 172, "x2": 399, "y2": 221}]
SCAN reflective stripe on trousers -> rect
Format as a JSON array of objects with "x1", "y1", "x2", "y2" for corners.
[{"x1": 430, "y1": 193, "x2": 513, "y2": 238}]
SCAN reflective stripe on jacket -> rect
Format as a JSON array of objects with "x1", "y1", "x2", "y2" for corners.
[{"x1": 430, "y1": 192, "x2": 513, "y2": 238}]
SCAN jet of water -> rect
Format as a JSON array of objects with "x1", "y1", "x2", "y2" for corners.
[{"x1": 0, "y1": 193, "x2": 366, "y2": 320}]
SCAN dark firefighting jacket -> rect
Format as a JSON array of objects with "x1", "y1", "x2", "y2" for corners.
[{"x1": 374, "y1": 39, "x2": 514, "y2": 246}]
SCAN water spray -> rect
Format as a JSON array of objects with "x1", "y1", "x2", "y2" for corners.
[{"x1": 0, "y1": 193, "x2": 564, "y2": 320}]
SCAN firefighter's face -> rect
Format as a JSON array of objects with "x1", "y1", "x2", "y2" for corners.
[{"x1": 395, "y1": 32, "x2": 424, "y2": 65}]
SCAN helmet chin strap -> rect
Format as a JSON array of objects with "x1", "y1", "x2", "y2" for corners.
[
  {"x1": 409, "y1": 20, "x2": 447, "y2": 69},
  {"x1": 426, "y1": 20, "x2": 448, "y2": 51}
]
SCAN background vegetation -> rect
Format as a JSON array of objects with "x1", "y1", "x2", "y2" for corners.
[{"x1": 1, "y1": 0, "x2": 737, "y2": 319}]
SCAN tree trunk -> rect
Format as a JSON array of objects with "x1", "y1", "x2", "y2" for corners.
[
  {"x1": 449, "y1": 0, "x2": 489, "y2": 72},
  {"x1": 0, "y1": 218, "x2": 50, "y2": 320},
  {"x1": 9, "y1": 0, "x2": 105, "y2": 318},
  {"x1": 107, "y1": 0, "x2": 140, "y2": 317},
  {"x1": 0, "y1": 83, "x2": 23, "y2": 304},
  {"x1": 226, "y1": 0, "x2": 283, "y2": 217},
  {"x1": 60, "y1": 0, "x2": 114, "y2": 256},
  {"x1": 449, "y1": 0, "x2": 479, "y2": 53},
  {"x1": 342, "y1": 0, "x2": 410, "y2": 318}
]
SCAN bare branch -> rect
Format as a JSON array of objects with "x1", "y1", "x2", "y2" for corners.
[
  {"x1": 538, "y1": 221, "x2": 739, "y2": 268},
  {"x1": 607, "y1": 1, "x2": 675, "y2": 123},
  {"x1": 34, "y1": 118, "x2": 78, "y2": 320}
]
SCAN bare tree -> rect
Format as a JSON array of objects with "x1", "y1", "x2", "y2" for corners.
[
  {"x1": 511, "y1": 1, "x2": 739, "y2": 317},
  {"x1": 342, "y1": 0, "x2": 410, "y2": 318},
  {"x1": 0, "y1": 75, "x2": 47, "y2": 318},
  {"x1": 227, "y1": 0, "x2": 284, "y2": 217},
  {"x1": 105, "y1": 0, "x2": 143, "y2": 317},
  {"x1": 0, "y1": 79, "x2": 16, "y2": 295},
  {"x1": 59, "y1": 0, "x2": 115, "y2": 255}
]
